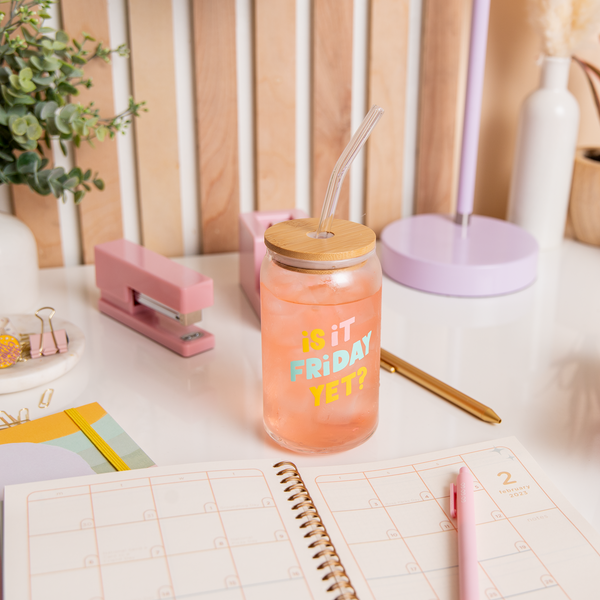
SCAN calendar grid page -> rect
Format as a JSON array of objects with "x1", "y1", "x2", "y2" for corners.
[
  {"x1": 300, "y1": 437, "x2": 600, "y2": 600},
  {"x1": 3, "y1": 460, "x2": 335, "y2": 600}
]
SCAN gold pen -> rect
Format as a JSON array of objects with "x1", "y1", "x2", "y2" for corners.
[{"x1": 380, "y1": 348, "x2": 502, "y2": 424}]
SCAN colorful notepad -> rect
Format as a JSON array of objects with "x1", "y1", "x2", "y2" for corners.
[
  {"x1": 0, "y1": 402, "x2": 154, "y2": 477},
  {"x1": 3, "y1": 437, "x2": 600, "y2": 599}
]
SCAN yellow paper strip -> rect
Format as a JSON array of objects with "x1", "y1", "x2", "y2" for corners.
[{"x1": 64, "y1": 408, "x2": 130, "y2": 471}]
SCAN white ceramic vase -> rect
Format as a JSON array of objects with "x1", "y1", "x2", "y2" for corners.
[
  {"x1": 0, "y1": 211, "x2": 39, "y2": 313},
  {"x1": 507, "y1": 56, "x2": 580, "y2": 250}
]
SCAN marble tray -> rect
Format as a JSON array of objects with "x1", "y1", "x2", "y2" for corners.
[{"x1": 0, "y1": 315, "x2": 85, "y2": 394}]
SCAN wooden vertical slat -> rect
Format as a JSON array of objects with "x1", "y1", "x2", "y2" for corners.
[
  {"x1": 312, "y1": 0, "x2": 353, "y2": 220},
  {"x1": 255, "y1": 0, "x2": 296, "y2": 211},
  {"x1": 192, "y1": 0, "x2": 240, "y2": 254},
  {"x1": 127, "y1": 0, "x2": 183, "y2": 257},
  {"x1": 61, "y1": 0, "x2": 123, "y2": 264},
  {"x1": 7, "y1": 7, "x2": 63, "y2": 268},
  {"x1": 415, "y1": 0, "x2": 471, "y2": 215},
  {"x1": 365, "y1": 0, "x2": 410, "y2": 235},
  {"x1": 12, "y1": 187, "x2": 63, "y2": 267}
]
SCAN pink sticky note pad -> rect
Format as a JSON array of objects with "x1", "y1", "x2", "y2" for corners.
[{"x1": 239, "y1": 209, "x2": 308, "y2": 318}]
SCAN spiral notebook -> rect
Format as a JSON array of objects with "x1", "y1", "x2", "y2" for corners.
[{"x1": 4, "y1": 437, "x2": 600, "y2": 600}]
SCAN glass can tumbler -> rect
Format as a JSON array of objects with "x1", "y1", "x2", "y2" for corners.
[{"x1": 261, "y1": 218, "x2": 382, "y2": 453}]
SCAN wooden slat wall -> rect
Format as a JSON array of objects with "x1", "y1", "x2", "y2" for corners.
[
  {"x1": 61, "y1": 0, "x2": 123, "y2": 264},
  {"x1": 365, "y1": 0, "x2": 410, "y2": 236},
  {"x1": 255, "y1": 0, "x2": 296, "y2": 211},
  {"x1": 192, "y1": 0, "x2": 240, "y2": 254},
  {"x1": 12, "y1": 186, "x2": 63, "y2": 268},
  {"x1": 9, "y1": 1, "x2": 444, "y2": 264},
  {"x1": 312, "y1": 0, "x2": 353, "y2": 221},
  {"x1": 8, "y1": 9, "x2": 62, "y2": 269},
  {"x1": 127, "y1": 0, "x2": 183, "y2": 257},
  {"x1": 415, "y1": 0, "x2": 471, "y2": 215}
]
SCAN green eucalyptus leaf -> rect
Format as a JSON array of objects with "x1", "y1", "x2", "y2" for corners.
[
  {"x1": 57, "y1": 81, "x2": 78, "y2": 96},
  {"x1": 40, "y1": 100, "x2": 57, "y2": 120},
  {"x1": 14, "y1": 57, "x2": 27, "y2": 70},
  {"x1": 22, "y1": 29, "x2": 37, "y2": 45},
  {"x1": 26, "y1": 123, "x2": 42, "y2": 140},
  {"x1": 45, "y1": 116, "x2": 60, "y2": 136},
  {"x1": 24, "y1": 114, "x2": 38, "y2": 126},
  {"x1": 17, "y1": 138, "x2": 36, "y2": 150},
  {"x1": 0, "y1": 106, "x2": 7, "y2": 126},
  {"x1": 10, "y1": 116, "x2": 26, "y2": 136},
  {"x1": 8, "y1": 74, "x2": 19, "y2": 89},
  {"x1": 34, "y1": 101, "x2": 46, "y2": 119},
  {"x1": 41, "y1": 57, "x2": 61, "y2": 71},
  {"x1": 83, "y1": 168, "x2": 91, "y2": 180},
  {"x1": 0, "y1": 149, "x2": 14, "y2": 162},
  {"x1": 0, "y1": 67, "x2": 12, "y2": 84},
  {"x1": 19, "y1": 67, "x2": 32, "y2": 81},
  {"x1": 31, "y1": 75, "x2": 53, "y2": 87},
  {"x1": 16, "y1": 151, "x2": 41, "y2": 174},
  {"x1": 49, "y1": 179, "x2": 61, "y2": 198},
  {"x1": 59, "y1": 139, "x2": 67, "y2": 156},
  {"x1": 30, "y1": 56, "x2": 43, "y2": 71},
  {"x1": 62, "y1": 176, "x2": 78, "y2": 188},
  {"x1": 82, "y1": 182, "x2": 90, "y2": 191},
  {"x1": 19, "y1": 79, "x2": 35, "y2": 93},
  {"x1": 49, "y1": 167, "x2": 65, "y2": 181},
  {"x1": 12, "y1": 95, "x2": 36, "y2": 106},
  {"x1": 7, "y1": 106, "x2": 27, "y2": 117},
  {"x1": 74, "y1": 189, "x2": 85, "y2": 203},
  {"x1": 69, "y1": 167, "x2": 82, "y2": 180},
  {"x1": 54, "y1": 114, "x2": 70, "y2": 134},
  {"x1": 56, "y1": 31, "x2": 69, "y2": 44},
  {"x1": 96, "y1": 125, "x2": 106, "y2": 142},
  {"x1": 71, "y1": 55, "x2": 86, "y2": 65},
  {"x1": 93, "y1": 178, "x2": 104, "y2": 191},
  {"x1": 60, "y1": 104, "x2": 78, "y2": 122},
  {"x1": 39, "y1": 27, "x2": 55, "y2": 34},
  {"x1": 52, "y1": 41, "x2": 66, "y2": 51}
]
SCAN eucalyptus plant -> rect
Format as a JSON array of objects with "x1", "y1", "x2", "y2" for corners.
[{"x1": 0, "y1": 0, "x2": 144, "y2": 203}]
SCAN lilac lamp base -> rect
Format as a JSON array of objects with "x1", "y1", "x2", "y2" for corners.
[{"x1": 380, "y1": 214, "x2": 538, "y2": 297}]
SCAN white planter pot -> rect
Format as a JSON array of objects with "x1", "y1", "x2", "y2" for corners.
[
  {"x1": 0, "y1": 211, "x2": 39, "y2": 313},
  {"x1": 507, "y1": 56, "x2": 580, "y2": 250}
]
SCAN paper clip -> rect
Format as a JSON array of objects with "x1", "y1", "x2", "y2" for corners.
[
  {"x1": 30, "y1": 307, "x2": 68, "y2": 359},
  {"x1": 39, "y1": 388, "x2": 53, "y2": 408},
  {"x1": 0, "y1": 408, "x2": 29, "y2": 430}
]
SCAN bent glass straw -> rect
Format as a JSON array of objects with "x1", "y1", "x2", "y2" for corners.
[{"x1": 314, "y1": 105, "x2": 384, "y2": 238}]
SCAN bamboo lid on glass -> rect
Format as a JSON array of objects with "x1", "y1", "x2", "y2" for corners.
[{"x1": 264, "y1": 218, "x2": 375, "y2": 262}]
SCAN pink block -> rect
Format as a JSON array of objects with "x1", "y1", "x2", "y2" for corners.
[
  {"x1": 239, "y1": 209, "x2": 308, "y2": 318},
  {"x1": 95, "y1": 239, "x2": 215, "y2": 357}
]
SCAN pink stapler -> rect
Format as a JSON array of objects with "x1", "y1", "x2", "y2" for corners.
[
  {"x1": 95, "y1": 239, "x2": 214, "y2": 357},
  {"x1": 239, "y1": 209, "x2": 308, "y2": 317}
]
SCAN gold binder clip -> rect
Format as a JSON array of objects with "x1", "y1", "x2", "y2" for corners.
[
  {"x1": 39, "y1": 388, "x2": 53, "y2": 409},
  {"x1": 18, "y1": 407, "x2": 30, "y2": 424},
  {"x1": 30, "y1": 307, "x2": 68, "y2": 359}
]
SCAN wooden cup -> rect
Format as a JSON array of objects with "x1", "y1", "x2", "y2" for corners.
[{"x1": 569, "y1": 148, "x2": 600, "y2": 246}]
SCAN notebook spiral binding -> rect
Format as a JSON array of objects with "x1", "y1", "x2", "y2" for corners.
[{"x1": 274, "y1": 462, "x2": 358, "y2": 600}]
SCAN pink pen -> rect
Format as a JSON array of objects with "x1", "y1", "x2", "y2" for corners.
[{"x1": 450, "y1": 467, "x2": 478, "y2": 600}]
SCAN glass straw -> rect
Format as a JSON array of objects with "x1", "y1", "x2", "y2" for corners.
[{"x1": 314, "y1": 105, "x2": 384, "y2": 238}]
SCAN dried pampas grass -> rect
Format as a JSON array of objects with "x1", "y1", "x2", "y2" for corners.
[{"x1": 528, "y1": 0, "x2": 600, "y2": 56}]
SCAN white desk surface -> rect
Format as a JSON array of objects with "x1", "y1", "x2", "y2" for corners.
[{"x1": 2, "y1": 240, "x2": 600, "y2": 533}]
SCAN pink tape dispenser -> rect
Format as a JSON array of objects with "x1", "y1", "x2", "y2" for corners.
[
  {"x1": 95, "y1": 239, "x2": 214, "y2": 357},
  {"x1": 29, "y1": 307, "x2": 68, "y2": 359}
]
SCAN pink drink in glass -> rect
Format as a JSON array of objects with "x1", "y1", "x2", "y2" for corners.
[{"x1": 261, "y1": 250, "x2": 382, "y2": 453}]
